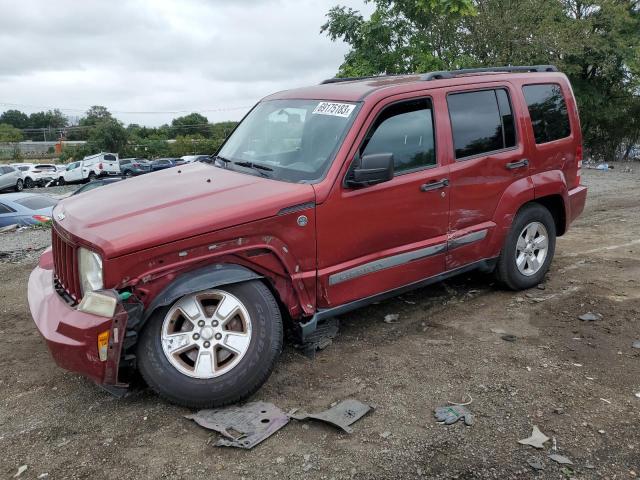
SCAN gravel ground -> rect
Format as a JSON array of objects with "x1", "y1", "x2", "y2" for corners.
[{"x1": 0, "y1": 167, "x2": 639, "y2": 479}]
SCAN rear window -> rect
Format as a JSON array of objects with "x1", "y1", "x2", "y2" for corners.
[
  {"x1": 35, "y1": 165, "x2": 56, "y2": 171},
  {"x1": 14, "y1": 196, "x2": 57, "y2": 210},
  {"x1": 104, "y1": 154, "x2": 117, "y2": 161},
  {"x1": 522, "y1": 84, "x2": 571, "y2": 144},
  {"x1": 120, "y1": 160, "x2": 131, "y2": 165},
  {"x1": 447, "y1": 89, "x2": 517, "y2": 159}
]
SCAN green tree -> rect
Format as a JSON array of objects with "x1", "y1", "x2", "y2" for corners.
[
  {"x1": 0, "y1": 123, "x2": 23, "y2": 142},
  {"x1": 0, "y1": 109, "x2": 29, "y2": 129},
  {"x1": 87, "y1": 119, "x2": 128, "y2": 153},
  {"x1": 171, "y1": 113, "x2": 210, "y2": 138},
  {"x1": 322, "y1": 0, "x2": 640, "y2": 159}
]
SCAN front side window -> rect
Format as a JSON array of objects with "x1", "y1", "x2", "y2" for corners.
[
  {"x1": 361, "y1": 98, "x2": 436, "y2": 173},
  {"x1": 217, "y1": 99, "x2": 359, "y2": 183},
  {"x1": 523, "y1": 84, "x2": 571, "y2": 144},
  {"x1": 448, "y1": 89, "x2": 517, "y2": 159}
]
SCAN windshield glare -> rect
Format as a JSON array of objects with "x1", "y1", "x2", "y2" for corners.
[{"x1": 217, "y1": 99, "x2": 358, "y2": 183}]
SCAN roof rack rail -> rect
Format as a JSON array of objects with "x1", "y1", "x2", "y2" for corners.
[
  {"x1": 320, "y1": 74, "x2": 402, "y2": 85},
  {"x1": 421, "y1": 65, "x2": 558, "y2": 81}
]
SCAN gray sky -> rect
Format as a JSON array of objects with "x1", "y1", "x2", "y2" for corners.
[{"x1": 0, "y1": 0, "x2": 371, "y2": 126}]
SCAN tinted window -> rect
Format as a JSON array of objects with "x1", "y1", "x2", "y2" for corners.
[
  {"x1": 104, "y1": 154, "x2": 117, "y2": 161},
  {"x1": 0, "y1": 167, "x2": 8, "y2": 174},
  {"x1": 120, "y1": 160, "x2": 131, "y2": 166},
  {"x1": 523, "y1": 84, "x2": 571, "y2": 143},
  {"x1": 14, "y1": 196, "x2": 57, "y2": 210},
  {"x1": 35, "y1": 165, "x2": 56, "y2": 171},
  {"x1": 361, "y1": 98, "x2": 436, "y2": 173},
  {"x1": 448, "y1": 89, "x2": 516, "y2": 159},
  {"x1": 0, "y1": 202, "x2": 15, "y2": 214},
  {"x1": 17, "y1": 166, "x2": 29, "y2": 171}
]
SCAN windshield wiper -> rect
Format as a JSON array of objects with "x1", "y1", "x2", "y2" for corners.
[
  {"x1": 211, "y1": 155, "x2": 231, "y2": 167},
  {"x1": 233, "y1": 160, "x2": 273, "y2": 178}
]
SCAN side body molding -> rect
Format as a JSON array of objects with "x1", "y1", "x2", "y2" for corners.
[{"x1": 142, "y1": 264, "x2": 261, "y2": 321}]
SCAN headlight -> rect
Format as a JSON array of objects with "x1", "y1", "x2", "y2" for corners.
[{"x1": 78, "y1": 247, "x2": 103, "y2": 295}]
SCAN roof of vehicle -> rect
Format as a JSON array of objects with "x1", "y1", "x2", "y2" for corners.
[{"x1": 264, "y1": 65, "x2": 564, "y2": 103}]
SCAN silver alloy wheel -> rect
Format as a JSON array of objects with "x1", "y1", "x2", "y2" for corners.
[
  {"x1": 160, "y1": 289, "x2": 252, "y2": 379},
  {"x1": 515, "y1": 221, "x2": 549, "y2": 276}
]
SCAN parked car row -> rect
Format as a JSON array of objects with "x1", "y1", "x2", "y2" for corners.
[
  {"x1": 0, "y1": 192, "x2": 58, "y2": 227},
  {"x1": 0, "y1": 153, "x2": 213, "y2": 192}
]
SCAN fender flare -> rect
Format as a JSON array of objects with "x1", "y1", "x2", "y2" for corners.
[{"x1": 142, "y1": 263, "x2": 262, "y2": 321}]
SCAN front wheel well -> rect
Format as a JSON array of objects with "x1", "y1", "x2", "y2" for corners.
[{"x1": 530, "y1": 195, "x2": 566, "y2": 236}]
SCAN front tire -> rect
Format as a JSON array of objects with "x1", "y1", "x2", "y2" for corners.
[
  {"x1": 137, "y1": 280, "x2": 283, "y2": 408},
  {"x1": 15, "y1": 179, "x2": 23, "y2": 192},
  {"x1": 24, "y1": 177, "x2": 34, "y2": 189},
  {"x1": 87, "y1": 172, "x2": 96, "y2": 182},
  {"x1": 496, "y1": 203, "x2": 556, "y2": 290}
]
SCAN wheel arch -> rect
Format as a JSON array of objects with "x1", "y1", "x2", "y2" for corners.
[
  {"x1": 531, "y1": 194, "x2": 566, "y2": 236},
  {"x1": 142, "y1": 263, "x2": 262, "y2": 322}
]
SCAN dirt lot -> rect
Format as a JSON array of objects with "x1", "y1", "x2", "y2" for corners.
[{"x1": 1, "y1": 167, "x2": 639, "y2": 479}]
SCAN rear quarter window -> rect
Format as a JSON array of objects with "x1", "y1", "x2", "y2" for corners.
[
  {"x1": 0, "y1": 202, "x2": 16, "y2": 214},
  {"x1": 104, "y1": 154, "x2": 117, "y2": 161},
  {"x1": 522, "y1": 84, "x2": 571, "y2": 144},
  {"x1": 14, "y1": 196, "x2": 57, "y2": 210}
]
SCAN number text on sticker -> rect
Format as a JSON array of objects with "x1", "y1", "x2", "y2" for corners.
[{"x1": 312, "y1": 102, "x2": 356, "y2": 118}]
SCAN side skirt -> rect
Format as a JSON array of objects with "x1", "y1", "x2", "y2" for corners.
[{"x1": 297, "y1": 257, "x2": 498, "y2": 342}]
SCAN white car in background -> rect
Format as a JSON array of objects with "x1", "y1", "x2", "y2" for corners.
[
  {"x1": 179, "y1": 155, "x2": 210, "y2": 164},
  {"x1": 10, "y1": 163, "x2": 58, "y2": 188},
  {"x1": 61, "y1": 152, "x2": 121, "y2": 184}
]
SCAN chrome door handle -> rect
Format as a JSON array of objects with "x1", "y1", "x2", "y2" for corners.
[
  {"x1": 505, "y1": 159, "x2": 529, "y2": 170},
  {"x1": 420, "y1": 178, "x2": 449, "y2": 192}
]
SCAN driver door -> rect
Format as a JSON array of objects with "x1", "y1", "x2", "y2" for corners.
[{"x1": 316, "y1": 94, "x2": 450, "y2": 307}]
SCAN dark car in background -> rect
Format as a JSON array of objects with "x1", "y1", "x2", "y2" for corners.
[
  {"x1": 0, "y1": 192, "x2": 57, "y2": 227},
  {"x1": 72, "y1": 178, "x2": 123, "y2": 196},
  {"x1": 119, "y1": 158, "x2": 151, "y2": 177},
  {"x1": 150, "y1": 158, "x2": 180, "y2": 171}
]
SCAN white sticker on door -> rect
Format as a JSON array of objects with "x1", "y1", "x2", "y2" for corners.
[{"x1": 312, "y1": 102, "x2": 356, "y2": 118}]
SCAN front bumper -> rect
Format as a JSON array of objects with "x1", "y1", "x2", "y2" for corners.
[{"x1": 28, "y1": 251, "x2": 130, "y2": 386}]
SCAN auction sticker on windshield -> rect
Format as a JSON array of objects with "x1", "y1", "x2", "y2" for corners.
[{"x1": 312, "y1": 102, "x2": 356, "y2": 118}]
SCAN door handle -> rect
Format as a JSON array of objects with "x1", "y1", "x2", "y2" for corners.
[
  {"x1": 505, "y1": 159, "x2": 529, "y2": 170},
  {"x1": 420, "y1": 178, "x2": 449, "y2": 192}
]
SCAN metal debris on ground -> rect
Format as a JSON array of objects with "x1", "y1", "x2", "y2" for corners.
[
  {"x1": 13, "y1": 465, "x2": 27, "y2": 478},
  {"x1": 518, "y1": 426, "x2": 550, "y2": 449},
  {"x1": 527, "y1": 457, "x2": 545, "y2": 471},
  {"x1": 0, "y1": 224, "x2": 19, "y2": 233},
  {"x1": 186, "y1": 401, "x2": 289, "y2": 449},
  {"x1": 289, "y1": 399, "x2": 372, "y2": 433},
  {"x1": 501, "y1": 334, "x2": 518, "y2": 342},
  {"x1": 434, "y1": 404, "x2": 473, "y2": 426},
  {"x1": 548, "y1": 453, "x2": 574, "y2": 465},
  {"x1": 294, "y1": 318, "x2": 339, "y2": 359},
  {"x1": 383, "y1": 314, "x2": 399, "y2": 324},
  {"x1": 579, "y1": 312, "x2": 602, "y2": 322}
]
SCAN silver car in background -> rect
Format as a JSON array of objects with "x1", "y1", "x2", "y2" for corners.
[{"x1": 0, "y1": 165, "x2": 23, "y2": 192}]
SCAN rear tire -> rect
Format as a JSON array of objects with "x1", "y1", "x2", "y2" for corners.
[
  {"x1": 24, "y1": 177, "x2": 34, "y2": 189},
  {"x1": 137, "y1": 280, "x2": 283, "y2": 408},
  {"x1": 496, "y1": 203, "x2": 556, "y2": 290},
  {"x1": 15, "y1": 179, "x2": 23, "y2": 192},
  {"x1": 57, "y1": 177, "x2": 65, "y2": 186}
]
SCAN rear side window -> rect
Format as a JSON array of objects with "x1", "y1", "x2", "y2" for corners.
[
  {"x1": 104, "y1": 154, "x2": 116, "y2": 161},
  {"x1": 361, "y1": 98, "x2": 436, "y2": 173},
  {"x1": 0, "y1": 202, "x2": 15, "y2": 214},
  {"x1": 522, "y1": 84, "x2": 571, "y2": 143},
  {"x1": 14, "y1": 196, "x2": 57, "y2": 210},
  {"x1": 448, "y1": 89, "x2": 517, "y2": 159}
]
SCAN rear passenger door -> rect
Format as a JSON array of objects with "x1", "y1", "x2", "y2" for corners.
[{"x1": 444, "y1": 85, "x2": 529, "y2": 269}]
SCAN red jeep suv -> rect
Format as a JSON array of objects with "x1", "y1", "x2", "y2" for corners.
[{"x1": 28, "y1": 65, "x2": 587, "y2": 407}]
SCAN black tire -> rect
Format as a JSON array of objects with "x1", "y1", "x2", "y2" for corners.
[
  {"x1": 88, "y1": 172, "x2": 96, "y2": 182},
  {"x1": 57, "y1": 177, "x2": 65, "y2": 186},
  {"x1": 24, "y1": 177, "x2": 34, "y2": 189},
  {"x1": 137, "y1": 280, "x2": 283, "y2": 408},
  {"x1": 15, "y1": 179, "x2": 23, "y2": 192},
  {"x1": 124, "y1": 170, "x2": 133, "y2": 178},
  {"x1": 496, "y1": 203, "x2": 556, "y2": 290}
]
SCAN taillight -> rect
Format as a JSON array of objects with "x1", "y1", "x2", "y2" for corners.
[
  {"x1": 98, "y1": 162, "x2": 103, "y2": 169},
  {"x1": 576, "y1": 144, "x2": 583, "y2": 184},
  {"x1": 32, "y1": 215, "x2": 51, "y2": 223},
  {"x1": 133, "y1": 163, "x2": 140, "y2": 168}
]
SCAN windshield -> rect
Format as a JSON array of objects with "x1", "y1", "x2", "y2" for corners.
[{"x1": 217, "y1": 99, "x2": 359, "y2": 183}]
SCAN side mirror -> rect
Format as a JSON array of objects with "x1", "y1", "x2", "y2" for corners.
[{"x1": 348, "y1": 153, "x2": 394, "y2": 187}]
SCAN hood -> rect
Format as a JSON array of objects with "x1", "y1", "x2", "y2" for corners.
[{"x1": 53, "y1": 163, "x2": 315, "y2": 258}]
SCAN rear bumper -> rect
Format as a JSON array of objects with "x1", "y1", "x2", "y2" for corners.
[
  {"x1": 567, "y1": 185, "x2": 587, "y2": 225},
  {"x1": 28, "y1": 254, "x2": 129, "y2": 385}
]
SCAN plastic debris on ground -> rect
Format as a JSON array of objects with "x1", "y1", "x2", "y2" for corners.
[
  {"x1": 186, "y1": 401, "x2": 289, "y2": 449},
  {"x1": 289, "y1": 399, "x2": 372, "y2": 433},
  {"x1": 501, "y1": 334, "x2": 518, "y2": 342},
  {"x1": 527, "y1": 457, "x2": 545, "y2": 471},
  {"x1": 632, "y1": 340, "x2": 640, "y2": 349},
  {"x1": 13, "y1": 466, "x2": 27, "y2": 478},
  {"x1": 579, "y1": 312, "x2": 602, "y2": 322},
  {"x1": 548, "y1": 453, "x2": 574, "y2": 465},
  {"x1": 595, "y1": 162, "x2": 610, "y2": 171},
  {"x1": 518, "y1": 426, "x2": 550, "y2": 449},
  {"x1": 383, "y1": 313, "x2": 399, "y2": 324},
  {"x1": 294, "y1": 318, "x2": 339, "y2": 359},
  {"x1": 434, "y1": 405, "x2": 474, "y2": 426}
]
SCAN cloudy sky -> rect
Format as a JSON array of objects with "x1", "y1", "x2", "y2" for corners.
[{"x1": 0, "y1": 0, "x2": 372, "y2": 126}]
